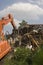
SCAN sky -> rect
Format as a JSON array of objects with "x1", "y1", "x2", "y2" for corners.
[{"x1": 0, "y1": 0, "x2": 43, "y2": 34}]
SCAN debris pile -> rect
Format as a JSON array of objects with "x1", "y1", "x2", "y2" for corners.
[{"x1": 6, "y1": 23, "x2": 43, "y2": 50}]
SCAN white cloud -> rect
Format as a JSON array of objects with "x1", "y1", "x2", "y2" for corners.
[
  {"x1": 0, "y1": 3, "x2": 43, "y2": 20},
  {"x1": 14, "y1": 19, "x2": 20, "y2": 28},
  {"x1": 28, "y1": 0, "x2": 43, "y2": 7},
  {"x1": 0, "y1": 2, "x2": 43, "y2": 34}
]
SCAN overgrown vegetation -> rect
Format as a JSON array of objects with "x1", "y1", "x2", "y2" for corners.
[
  {"x1": 3, "y1": 46, "x2": 43, "y2": 65},
  {"x1": 4, "y1": 47, "x2": 32, "y2": 65}
]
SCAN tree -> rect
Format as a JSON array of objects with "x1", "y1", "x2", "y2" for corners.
[
  {"x1": 18, "y1": 20, "x2": 29, "y2": 35},
  {"x1": 19, "y1": 20, "x2": 28, "y2": 28}
]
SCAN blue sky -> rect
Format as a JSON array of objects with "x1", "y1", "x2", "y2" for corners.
[
  {"x1": 0, "y1": 0, "x2": 43, "y2": 10},
  {"x1": 0, "y1": 0, "x2": 29, "y2": 10},
  {"x1": 0, "y1": 0, "x2": 43, "y2": 34},
  {"x1": 0, "y1": 0, "x2": 15, "y2": 10}
]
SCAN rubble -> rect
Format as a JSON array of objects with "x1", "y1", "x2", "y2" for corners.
[{"x1": 6, "y1": 24, "x2": 43, "y2": 50}]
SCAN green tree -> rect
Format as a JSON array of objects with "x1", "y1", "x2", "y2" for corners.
[{"x1": 19, "y1": 20, "x2": 28, "y2": 28}]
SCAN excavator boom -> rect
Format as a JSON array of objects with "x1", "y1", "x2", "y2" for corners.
[{"x1": 0, "y1": 14, "x2": 15, "y2": 33}]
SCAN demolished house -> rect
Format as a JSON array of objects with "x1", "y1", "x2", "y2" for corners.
[
  {"x1": 14, "y1": 24, "x2": 43, "y2": 50},
  {"x1": 6, "y1": 23, "x2": 43, "y2": 50}
]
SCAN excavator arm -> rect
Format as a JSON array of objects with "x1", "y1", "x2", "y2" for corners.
[
  {"x1": 0, "y1": 14, "x2": 16, "y2": 59},
  {"x1": 2, "y1": 14, "x2": 15, "y2": 26}
]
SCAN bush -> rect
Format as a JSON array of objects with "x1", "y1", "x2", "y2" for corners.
[
  {"x1": 13, "y1": 47, "x2": 32, "y2": 65},
  {"x1": 4, "y1": 47, "x2": 32, "y2": 65},
  {"x1": 32, "y1": 48, "x2": 43, "y2": 65},
  {"x1": 4, "y1": 47, "x2": 43, "y2": 65}
]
